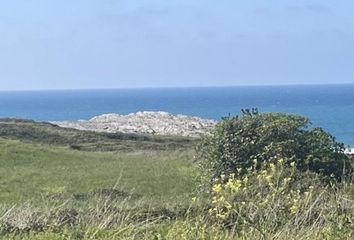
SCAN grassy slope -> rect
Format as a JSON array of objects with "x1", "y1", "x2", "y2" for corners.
[
  {"x1": 0, "y1": 139, "x2": 197, "y2": 205},
  {"x1": 0, "y1": 118, "x2": 196, "y2": 152},
  {"x1": 1, "y1": 119, "x2": 353, "y2": 239},
  {"x1": 0, "y1": 120, "x2": 201, "y2": 239}
]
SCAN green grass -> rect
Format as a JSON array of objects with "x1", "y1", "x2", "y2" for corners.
[
  {"x1": 0, "y1": 139, "x2": 197, "y2": 205},
  {"x1": 0, "y1": 120, "x2": 202, "y2": 239},
  {"x1": 0, "y1": 120, "x2": 353, "y2": 239},
  {"x1": 0, "y1": 134, "x2": 202, "y2": 239}
]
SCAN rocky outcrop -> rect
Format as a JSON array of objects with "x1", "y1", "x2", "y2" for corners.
[
  {"x1": 344, "y1": 148, "x2": 354, "y2": 155},
  {"x1": 51, "y1": 111, "x2": 217, "y2": 137}
]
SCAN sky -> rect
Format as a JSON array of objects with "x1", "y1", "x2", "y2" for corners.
[{"x1": 0, "y1": 0, "x2": 354, "y2": 90}]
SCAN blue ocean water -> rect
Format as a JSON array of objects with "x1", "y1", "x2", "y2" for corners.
[{"x1": 1, "y1": 84, "x2": 354, "y2": 146}]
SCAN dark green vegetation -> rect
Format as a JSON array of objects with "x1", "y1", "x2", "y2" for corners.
[
  {"x1": 198, "y1": 109, "x2": 352, "y2": 181},
  {"x1": 0, "y1": 112, "x2": 353, "y2": 239},
  {"x1": 197, "y1": 110, "x2": 354, "y2": 239}
]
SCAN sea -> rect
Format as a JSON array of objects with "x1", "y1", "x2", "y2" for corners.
[{"x1": 1, "y1": 84, "x2": 354, "y2": 146}]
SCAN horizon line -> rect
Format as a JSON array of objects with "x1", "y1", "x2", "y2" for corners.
[{"x1": 0, "y1": 82, "x2": 354, "y2": 92}]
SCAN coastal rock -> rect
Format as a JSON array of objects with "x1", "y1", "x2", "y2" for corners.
[{"x1": 51, "y1": 111, "x2": 217, "y2": 137}]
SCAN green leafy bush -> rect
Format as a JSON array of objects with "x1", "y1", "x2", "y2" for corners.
[
  {"x1": 198, "y1": 109, "x2": 352, "y2": 181},
  {"x1": 197, "y1": 110, "x2": 354, "y2": 238}
]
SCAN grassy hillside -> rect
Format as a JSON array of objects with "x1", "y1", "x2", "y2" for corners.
[
  {"x1": 0, "y1": 118, "x2": 353, "y2": 239},
  {"x1": 0, "y1": 118, "x2": 196, "y2": 151},
  {"x1": 0, "y1": 120, "x2": 200, "y2": 239},
  {"x1": 0, "y1": 139, "x2": 196, "y2": 205}
]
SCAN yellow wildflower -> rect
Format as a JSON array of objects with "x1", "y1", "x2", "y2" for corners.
[
  {"x1": 284, "y1": 177, "x2": 291, "y2": 184},
  {"x1": 212, "y1": 183, "x2": 222, "y2": 193}
]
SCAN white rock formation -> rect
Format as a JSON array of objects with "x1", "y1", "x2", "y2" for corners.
[
  {"x1": 51, "y1": 111, "x2": 217, "y2": 137},
  {"x1": 344, "y1": 148, "x2": 354, "y2": 155}
]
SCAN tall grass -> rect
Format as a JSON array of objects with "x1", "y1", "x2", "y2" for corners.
[
  {"x1": 0, "y1": 139, "x2": 197, "y2": 205},
  {"x1": 0, "y1": 138, "x2": 353, "y2": 239}
]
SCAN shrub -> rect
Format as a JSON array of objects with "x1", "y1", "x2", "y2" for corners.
[
  {"x1": 198, "y1": 109, "x2": 352, "y2": 182},
  {"x1": 207, "y1": 157, "x2": 354, "y2": 238},
  {"x1": 197, "y1": 110, "x2": 354, "y2": 238}
]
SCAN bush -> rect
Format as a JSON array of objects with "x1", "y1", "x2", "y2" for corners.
[
  {"x1": 196, "y1": 109, "x2": 354, "y2": 238},
  {"x1": 198, "y1": 109, "x2": 352, "y2": 182},
  {"x1": 207, "y1": 157, "x2": 354, "y2": 238}
]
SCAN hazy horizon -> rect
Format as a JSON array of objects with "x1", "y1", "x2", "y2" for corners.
[{"x1": 1, "y1": 82, "x2": 354, "y2": 92}]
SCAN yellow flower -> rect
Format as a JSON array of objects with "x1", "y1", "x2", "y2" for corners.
[
  {"x1": 208, "y1": 208, "x2": 217, "y2": 214},
  {"x1": 218, "y1": 196, "x2": 226, "y2": 202},
  {"x1": 284, "y1": 177, "x2": 291, "y2": 184},
  {"x1": 290, "y1": 205, "x2": 298, "y2": 215},
  {"x1": 212, "y1": 183, "x2": 222, "y2": 193},
  {"x1": 290, "y1": 162, "x2": 296, "y2": 167},
  {"x1": 225, "y1": 179, "x2": 241, "y2": 192}
]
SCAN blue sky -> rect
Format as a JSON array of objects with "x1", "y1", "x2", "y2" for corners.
[{"x1": 0, "y1": 0, "x2": 354, "y2": 90}]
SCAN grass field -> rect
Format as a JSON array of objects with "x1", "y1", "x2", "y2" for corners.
[
  {"x1": 0, "y1": 136, "x2": 201, "y2": 239},
  {"x1": 0, "y1": 139, "x2": 197, "y2": 205},
  {"x1": 0, "y1": 119, "x2": 353, "y2": 239},
  {"x1": 0, "y1": 120, "x2": 201, "y2": 239}
]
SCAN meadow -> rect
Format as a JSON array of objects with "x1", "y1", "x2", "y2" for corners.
[
  {"x1": 0, "y1": 116, "x2": 353, "y2": 239},
  {"x1": 0, "y1": 139, "x2": 199, "y2": 239},
  {"x1": 0, "y1": 139, "x2": 196, "y2": 205},
  {"x1": 0, "y1": 119, "x2": 201, "y2": 239}
]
